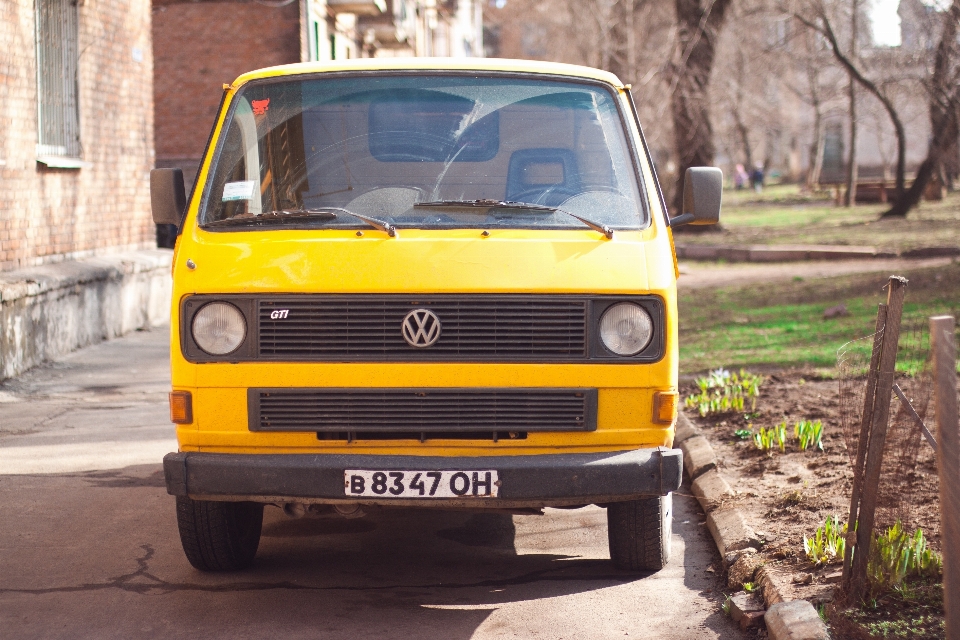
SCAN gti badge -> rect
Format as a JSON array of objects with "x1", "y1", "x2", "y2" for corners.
[
  {"x1": 401, "y1": 309, "x2": 442, "y2": 347},
  {"x1": 269, "y1": 309, "x2": 290, "y2": 320}
]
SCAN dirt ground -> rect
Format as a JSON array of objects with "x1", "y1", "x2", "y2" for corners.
[
  {"x1": 677, "y1": 257, "x2": 954, "y2": 291},
  {"x1": 682, "y1": 369, "x2": 944, "y2": 638}
]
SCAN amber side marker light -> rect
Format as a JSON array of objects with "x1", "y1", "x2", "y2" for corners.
[
  {"x1": 653, "y1": 390, "x2": 679, "y2": 425},
  {"x1": 169, "y1": 391, "x2": 193, "y2": 424}
]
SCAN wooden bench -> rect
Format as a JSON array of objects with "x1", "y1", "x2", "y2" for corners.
[{"x1": 819, "y1": 177, "x2": 945, "y2": 204}]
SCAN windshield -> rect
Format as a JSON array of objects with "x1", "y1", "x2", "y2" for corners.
[{"x1": 200, "y1": 74, "x2": 648, "y2": 230}]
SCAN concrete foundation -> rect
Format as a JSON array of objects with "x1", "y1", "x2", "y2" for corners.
[{"x1": 0, "y1": 249, "x2": 172, "y2": 381}]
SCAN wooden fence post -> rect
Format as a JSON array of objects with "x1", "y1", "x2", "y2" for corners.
[
  {"x1": 932, "y1": 315, "x2": 959, "y2": 640},
  {"x1": 848, "y1": 276, "x2": 908, "y2": 602},
  {"x1": 842, "y1": 304, "x2": 887, "y2": 590}
]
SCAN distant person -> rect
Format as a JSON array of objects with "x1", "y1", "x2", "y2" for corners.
[
  {"x1": 750, "y1": 163, "x2": 765, "y2": 193},
  {"x1": 734, "y1": 164, "x2": 748, "y2": 190}
]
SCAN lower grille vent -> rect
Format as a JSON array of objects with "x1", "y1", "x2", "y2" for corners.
[{"x1": 249, "y1": 388, "x2": 597, "y2": 433}]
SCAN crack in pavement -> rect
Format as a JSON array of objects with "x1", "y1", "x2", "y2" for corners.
[{"x1": 0, "y1": 545, "x2": 636, "y2": 597}]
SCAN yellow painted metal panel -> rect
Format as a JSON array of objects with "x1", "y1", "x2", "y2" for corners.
[{"x1": 166, "y1": 62, "x2": 683, "y2": 464}]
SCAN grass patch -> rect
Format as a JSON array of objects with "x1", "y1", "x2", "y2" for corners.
[
  {"x1": 679, "y1": 262, "x2": 960, "y2": 375},
  {"x1": 677, "y1": 185, "x2": 960, "y2": 253},
  {"x1": 830, "y1": 579, "x2": 944, "y2": 640}
]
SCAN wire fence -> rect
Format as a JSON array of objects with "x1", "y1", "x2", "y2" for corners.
[
  {"x1": 837, "y1": 277, "x2": 960, "y2": 605},
  {"x1": 838, "y1": 318, "x2": 939, "y2": 549}
]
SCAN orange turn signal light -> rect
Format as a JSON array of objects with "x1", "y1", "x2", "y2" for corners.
[
  {"x1": 169, "y1": 391, "x2": 193, "y2": 424},
  {"x1": 653, "y1": 390, "x2": 678, "y2": 425}
]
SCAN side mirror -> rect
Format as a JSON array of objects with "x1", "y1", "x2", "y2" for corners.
[
  {"x1": 670, "y1": 167, "x2": 722, "y2": 227},
  {"x1": 150, "y1": 168, "x2": 187, "y2": 226}
]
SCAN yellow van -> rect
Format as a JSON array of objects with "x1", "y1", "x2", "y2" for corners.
[{"x1": 152, "y1": 58, "x2": 721, "y2": 573}]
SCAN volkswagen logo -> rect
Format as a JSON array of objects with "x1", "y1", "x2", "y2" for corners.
[{"x1": 401, "y1": 309, "x2": 442, "y2": 348}]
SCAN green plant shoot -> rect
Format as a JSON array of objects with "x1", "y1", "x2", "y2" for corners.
[
  {"x1": 794, "y1": 420, "x2": 824, "y2": 451},
  {"x1": 867, "y1": 521, "x2": 942, "y2": 595},
  {"x1": 754, "y1": 421, "x2": 787, "y2": 453},
  {"x1": 803, "y1": 515, "x2": 846, "y2": 565},
  {"x1": 684, "y1": 368, "x2": 764, "y2": 417}
]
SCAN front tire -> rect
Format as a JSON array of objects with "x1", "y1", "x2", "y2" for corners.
[
  {"x1": 607, "y1": 494, "x2": 672, "y2": 572},
  {"x1": 175, "y1": 496, "x2": 264, "y2": 571}
]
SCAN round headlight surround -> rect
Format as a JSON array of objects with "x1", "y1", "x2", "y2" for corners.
[
  {"x1": 191, "y1": 302, "x2": 247, "y2": 355},
  {"x1": 599, "y1": 302, "x2": 654, "y2": 356}
]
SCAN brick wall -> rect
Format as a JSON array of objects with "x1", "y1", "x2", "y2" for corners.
[
  {"x1": 0, "y1": 0, "x2": 155, "y2": 272},
  {"x1": 152, "y1": 0, "x2": 302, "y2": 188}
]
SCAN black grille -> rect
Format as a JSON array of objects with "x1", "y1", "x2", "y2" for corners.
[
  {"x1": 257, "y1": 296, "x2": 587, "y2": 361},
  {"x1": 249, "y1": 388, "x2": 597, "y2": 433}
]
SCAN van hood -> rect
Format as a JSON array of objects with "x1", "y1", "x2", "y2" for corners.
[{"x1": 179, "y1": 228, "x2": 675, "y2": 295}]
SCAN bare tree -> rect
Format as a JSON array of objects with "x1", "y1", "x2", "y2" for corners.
[
  {"x1": 790, "y1": 1, "x2": 909, "y2": 204},
  {"x1": 883, "y1": 0, "x2": 960, "y2": 217}
]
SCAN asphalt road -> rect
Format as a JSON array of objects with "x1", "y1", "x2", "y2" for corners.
[{"x1": 0, "y1": 328, "x2": 744, "y2": 639}]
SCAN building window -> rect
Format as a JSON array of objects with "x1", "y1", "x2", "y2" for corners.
[{"x1": 35, "y1": 0, "x2": 81, "y2": 160}]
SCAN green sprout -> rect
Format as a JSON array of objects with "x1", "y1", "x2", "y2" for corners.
[
  {"x1": 804, "y1": 515, "x2": 847, "y2": 565},
  {"x1": 684, "y1": 368, "x2": 764, "y2": 417},
  {"x1": 794, "y1": 420, "x2": 824, "y2": 451},
  {"x1": 754, "y1": 421, "x2": 787, "y2": 453},
  {"x1": 867, "y1": 522, "x2": 942, "y2": 595}
]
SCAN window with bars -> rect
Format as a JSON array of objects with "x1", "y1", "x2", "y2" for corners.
[{"x1": 35, "y1": 0, "x2": 81, "y2": 161}]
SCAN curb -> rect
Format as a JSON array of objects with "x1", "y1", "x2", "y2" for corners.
[
  {"x1": 676, "y1": 412, "x2": 831, "y2": 639},
  {"x1": 675, "y1": 413, "x2": 759, "y2": 560},
  {"x1": 674, "y1": 243, "x2": 960, "y2": 263},
  {"x1": 765, "y1": 601, "x2": 831, "y2": 640}
]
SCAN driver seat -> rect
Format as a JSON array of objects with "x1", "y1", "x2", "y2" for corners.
[{"x1": 505, "y1": 148, "x2": 581, "y2": 206}]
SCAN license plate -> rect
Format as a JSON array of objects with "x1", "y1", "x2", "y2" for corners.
[{"x1": 344, "y1": 469, "x2": 499, "y2": 498}]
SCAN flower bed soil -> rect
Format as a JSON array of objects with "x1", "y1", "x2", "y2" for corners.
[{"x1": 683, "y1": 369, "x2": 943, "y2": 639}]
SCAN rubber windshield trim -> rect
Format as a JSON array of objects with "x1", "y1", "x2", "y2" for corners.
[
  {"x1": 624, "y1": 88, "x2": 670, "y2": 227},
  {"x1": 196, "y1": 71, "x2": 652, "y2": 232},
  {"x1": 179, "y1": 88, "x2": 228, "y2": 237}
]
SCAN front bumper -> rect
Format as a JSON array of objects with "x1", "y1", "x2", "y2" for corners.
[{"x1": 163, "y1": 448, "x2": 682, "y2": 508}]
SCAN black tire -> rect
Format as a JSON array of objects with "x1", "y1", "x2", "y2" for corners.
[
  {"x1": 175, "y1": 496, "x2": 264, "y2": 571},
  {"x1": 607, "y1": 494, "x2": 672, "y2": 572}
]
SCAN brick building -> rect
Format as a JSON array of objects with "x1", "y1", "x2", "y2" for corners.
[
  {"x1": 152, "y1": 0, "x2": 483, "y2": 195},
  {"x1": 152, "y1": 0, "x2": 303, "y2": 191},
  {"x1": 0, "y1": 0, "x2": 169, "y2": 381},
  {"x1": 0, "y1": 0, "x2": 156, "y2": 272}
]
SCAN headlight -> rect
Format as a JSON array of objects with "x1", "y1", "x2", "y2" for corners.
[
  {"x1": 192, "y1": 302, "x2": 246, "y2": 355},
  {"x1": 599, "y1": 303, "x2": 653, "y2": 356}
]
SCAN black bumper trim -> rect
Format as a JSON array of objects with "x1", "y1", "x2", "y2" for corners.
[{"x1": 163, "y1": 448, "x2": 682, "y2": 505}]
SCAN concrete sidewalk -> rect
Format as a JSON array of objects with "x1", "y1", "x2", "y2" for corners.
[
  {"x1": 0, "y1": 324, "x2": 744, "y2": 640},
  {"x1": 0, "y1": 327, "x2": 174, "y2": 473}
]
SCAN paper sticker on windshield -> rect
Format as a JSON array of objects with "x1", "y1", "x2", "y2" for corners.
[{"x1": 222, "y1": 181, "x2": 256, "y2": 201}]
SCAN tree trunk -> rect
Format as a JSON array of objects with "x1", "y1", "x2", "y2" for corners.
[
  {"x1": 844, "y1": 0, "x2": 859, "y2": 207},
  {"x1": 882, "y1": 0, "x2": 960, "y2": 217},
  {"x1": 669, "y1": 0, "x2": 733, "y2": 214},
  {"x1": 845, "y1": 80, "x2": 858, "y2": 206},
  {"x1": 807, "y1": 67, "x2": 825, "y2": 189},
  {"x1": 608, "y1": 0, "x2": 639, "y2": 85}
]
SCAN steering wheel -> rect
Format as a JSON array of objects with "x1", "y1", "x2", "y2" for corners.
[{"x1": 506, "y1": 186, "x2": 580, "y2": 207}]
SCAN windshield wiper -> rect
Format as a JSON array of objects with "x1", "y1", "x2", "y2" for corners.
[
  {"x1": 203, "y1": 208, "x2": 338, "y2": 227},
  {"x1": 559, "y1": 210, "x2": 614, "y2": 239},
  {"x1": 414, "y1": 200, "x2": 613, "y2": 239},
  {"x1": 414, "y1": 199, "x2": 555, "y2": 212},
  {"x1": 203, "y1": 206, "x2": 397, "y2": 237},
  {"x1": 300, "y1": 206, "x2": 397, "y2": 237}
]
